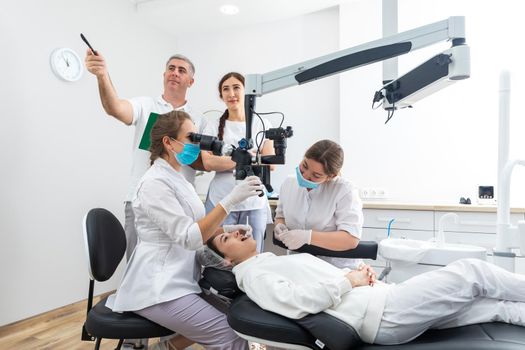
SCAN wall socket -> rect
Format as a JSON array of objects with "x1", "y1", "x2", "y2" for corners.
[{"x1": 360, "y1": 187, "x2": 388, "y2": 200}]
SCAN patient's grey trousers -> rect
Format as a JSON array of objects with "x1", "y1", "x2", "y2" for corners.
[
  {"x1": 375, "y1": 258, "x2": 525, "y2": 345},
  {"x1": 136, "y1": 293, "x2": 248, "y2": 350}
]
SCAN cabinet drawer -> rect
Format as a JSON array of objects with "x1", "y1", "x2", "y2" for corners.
[
  {"x1": 435, "y1": 211, "x2": 523, "y2": 234},
  {"x1": 363, "y1": 209, "x2": 434, "y2": 231},
  {"x1": 363, "y1": 227, "x2": 435, "y2": 241}
]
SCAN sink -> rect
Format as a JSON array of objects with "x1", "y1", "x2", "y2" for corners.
[{"x1": 379, "y1": 238, "x2": 487, "y2": 266}]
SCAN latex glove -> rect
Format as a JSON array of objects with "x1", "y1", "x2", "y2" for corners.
[
  {"x1": 273, "y1": 223, "x2": 288, "y2": 241},
  {"x1": 280, "y1": 229, "x2": 312, "y2": 250},
  {"x1": 223, "y1": 224, "x2": 253, "y2": 238},
  {"x1": 219, "y1": 176, "x2": 263, "y2": 214}
]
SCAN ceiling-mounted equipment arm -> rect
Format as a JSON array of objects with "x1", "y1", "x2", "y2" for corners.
[
  {"x1": 246, "y1": 17, "x2": 466, "y2": 96},
  {"x1": 244, "y1": 16, "x2": 468, "y2": 139}
]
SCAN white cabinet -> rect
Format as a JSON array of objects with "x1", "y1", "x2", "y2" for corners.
[
  {"x1": 364, "y1": 209, "x2": 434, "y2": 232},
  {"x1": 363, "y1": 206, "x2": 525, "y2": 277}
]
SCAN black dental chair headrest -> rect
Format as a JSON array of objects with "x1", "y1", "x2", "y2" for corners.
[{"x1": 199, "y1": 267, "x2": 241, "y2": 299}]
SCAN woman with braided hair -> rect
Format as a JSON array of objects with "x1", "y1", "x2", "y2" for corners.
[{"x1": 201, "y1": 72, "x2": 274, "y2": 253}]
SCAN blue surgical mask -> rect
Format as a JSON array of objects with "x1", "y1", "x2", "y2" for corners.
[
  {"x1": 173, "y1": 140, "x2": 200, "y2": 165},
  {"x1": 295, "y1": 166, "x2": 320, "y2": 189}
]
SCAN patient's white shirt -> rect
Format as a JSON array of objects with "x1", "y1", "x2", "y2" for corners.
[
  {"x1": 275, "y1": 176, "x2": 364, "y2": 269},
  {"x1": 233, "y1": 252, "x2": 391, "y2": 343}
]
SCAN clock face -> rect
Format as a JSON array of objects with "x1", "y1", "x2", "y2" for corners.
[{"x1": 50, "y1": 48, "x2": 83, "y2": 82}]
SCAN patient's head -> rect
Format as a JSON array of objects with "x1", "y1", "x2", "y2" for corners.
[{"x1": 207, "y1": 230, "x2": 257, "y2": 265}]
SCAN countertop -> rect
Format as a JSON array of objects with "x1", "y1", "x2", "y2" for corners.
[
  {"x1": 200, "y1": 195, "x2": 525, "y2": 214},
  {"x1": 268, "y1": 199, "x2": 525, "y2": 213}
]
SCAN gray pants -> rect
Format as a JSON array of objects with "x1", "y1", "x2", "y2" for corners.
[
  {"x1": 375, "y1": 259, "x2": 525, "y2": 345},
  {"x1": 136, "y1": 293, "x2": 248, "y2": 350},
  {"x1": 124, "y1": 201, "x2": 138, "y2": 261}
]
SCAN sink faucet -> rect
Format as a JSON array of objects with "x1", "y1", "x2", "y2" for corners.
[
  {"x1": 496, "y1": 160, "x2": 525, "y2": 251},
  {"x1": 436, "y1": 213, "x2": 459, "y2": 247}
]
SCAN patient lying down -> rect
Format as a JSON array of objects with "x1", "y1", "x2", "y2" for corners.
[{"x1": 207, "y1": 230, "x2": 525, "y2": 345}]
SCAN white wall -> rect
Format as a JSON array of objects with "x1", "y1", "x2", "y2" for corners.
[
  {"x1": 0, "y1": 0, "x2": 178, "y2": 326},
  {"x1": 340, "y1": 0, "x2": 525, "y2": 206},
  {"x1": 9, "y1": 0, "x2": 524, "y2": 327},
  {"x1": 179, "y1": 7, "x2": 340, "y2": 193},
  {"x1": 0, "y1": 2, "x2": 339, "y2": 325}
]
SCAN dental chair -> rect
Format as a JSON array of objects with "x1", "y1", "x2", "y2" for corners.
[{"x1": 200, "y1": 237, "x2": 525, "y2": 350}]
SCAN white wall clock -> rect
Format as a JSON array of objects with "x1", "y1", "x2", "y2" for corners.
[{"x1": 50, "y1": 48, "x2": 84, "y2": 82}]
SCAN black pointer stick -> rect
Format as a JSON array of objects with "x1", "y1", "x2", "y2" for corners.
[{"x1": 80, "y1": 33, "x2": 98, "y2": 55}]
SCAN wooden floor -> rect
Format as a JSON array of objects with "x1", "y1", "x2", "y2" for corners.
[
  {"x1": 0, "y1": 294, "x2": 261, "y2": 350},
  {"x1": 0, "y1": 292, "x2": 162, "y2": 350}
]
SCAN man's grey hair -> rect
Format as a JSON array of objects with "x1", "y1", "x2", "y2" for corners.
[{"x1": 166, "y1": 54, "x2": 195, "y2": 76}]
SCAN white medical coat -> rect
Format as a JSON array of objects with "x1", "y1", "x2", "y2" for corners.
[
  {"x1": 107, "y1": 158, "x2": 204, "y2": 312},
  {"x1": 275, "y1": 176, "x2": 364, "y2": 269}
]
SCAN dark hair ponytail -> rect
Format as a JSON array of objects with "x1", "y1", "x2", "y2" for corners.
[{"x1": 217, "y1": 110, "x2": 228, "y2": 141}]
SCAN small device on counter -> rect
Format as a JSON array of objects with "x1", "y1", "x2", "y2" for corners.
[
  {"x1": 478, "y1": 185, "x2": 496, "y2": 205},
  {"x1": 459, "y1": 197, "x2": 471, "y2": 205}
]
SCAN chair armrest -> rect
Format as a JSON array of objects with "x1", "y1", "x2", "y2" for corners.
[{"x1": 273, "y1": 233, "x2": 378, "y2": 259}]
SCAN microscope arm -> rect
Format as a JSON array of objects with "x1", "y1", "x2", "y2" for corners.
[{"x1": 244, "y1": 16, "x2": 469, "y2": 138}]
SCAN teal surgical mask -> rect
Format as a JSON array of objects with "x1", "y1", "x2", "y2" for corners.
[
  {"x1": 172, "y1": 139, "x2": 200, "y2": 165},
  {"x1": 295, "y1": 166, "x2": 321, "y2": 189}
]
